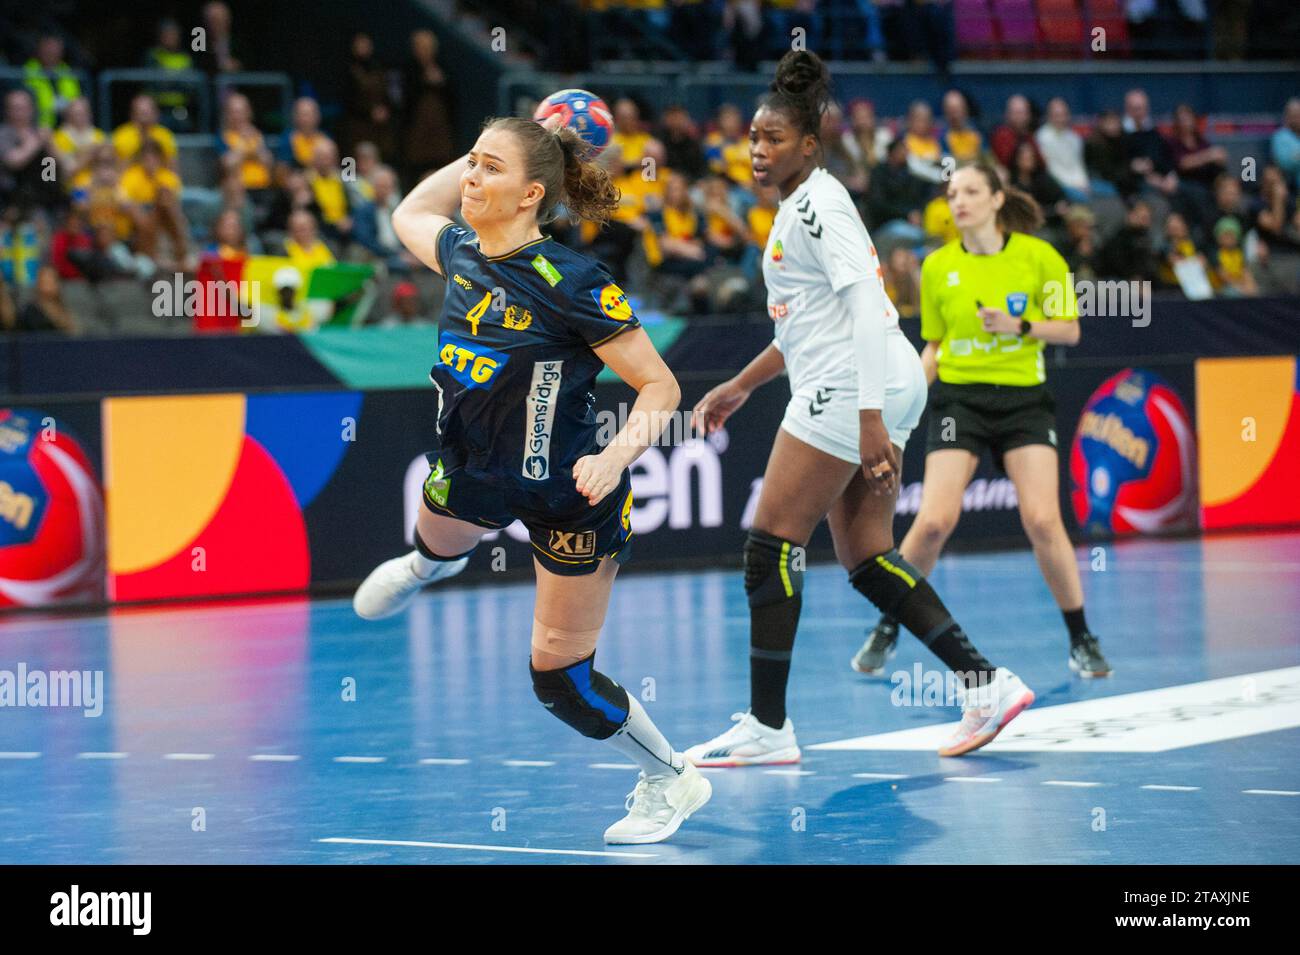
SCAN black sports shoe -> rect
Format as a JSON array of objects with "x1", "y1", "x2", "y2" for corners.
[
  {"x1": 1068, "y1": 633, "x2": 1112, "y2": 678},
  {"x1": 851, "y1": 617, "x2": 899, "y2": 676}
]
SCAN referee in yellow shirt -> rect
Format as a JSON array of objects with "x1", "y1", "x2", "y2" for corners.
[{"x1": 854, "y1": 162, "x2": 1112, "y2": 679}]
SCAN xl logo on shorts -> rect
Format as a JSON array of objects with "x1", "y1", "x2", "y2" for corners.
[
  {"x1": 549, "y1": 529, "x2": 595, "y2": 558},
  {"x1": 439, "y1": 331, "x2": 508, "y2": 389},
  {"x1": 1006, "y1": 292, "x2": 1029, "y2": 317},
  {"x1": 523, "y1": 360, "x2": 563, "y2": 480}
]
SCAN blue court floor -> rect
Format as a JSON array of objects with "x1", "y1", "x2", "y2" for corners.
[{"x1": 1, "y1": 532, "x2": 1298, "y2": 865}]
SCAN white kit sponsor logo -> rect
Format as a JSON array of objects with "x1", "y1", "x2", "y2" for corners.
[{"x1": 523, "y1": 360, "x2": 562, "y2": 481}]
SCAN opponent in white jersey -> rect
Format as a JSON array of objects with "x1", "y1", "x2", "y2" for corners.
[
  {"x1": 686, "y1": 51, "x2": 1033, "y2": 767},
  {"x1": 762, "y1": 163, "x2": 925, "y2": 464}
]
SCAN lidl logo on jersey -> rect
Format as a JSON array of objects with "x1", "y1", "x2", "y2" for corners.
[
  {"x1": 438, "y1": 331, "x2": 508, "y2": 388},
  {"x1": 593, "y1": 283, "x2": 633, "y2": 322},
  {"x1": 771, "y1": 240, "x2": 784, "y2": 262},
  {"x1": 1006, "y1": 292, "x2": 1029, "y2": 317},
  {"x1": 523, "y1": 360, "x2": 563, "y2": 480}
]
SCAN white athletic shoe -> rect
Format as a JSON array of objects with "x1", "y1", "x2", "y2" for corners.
[
  {"x1": 684, "y1": 711, "x2": 801, "y2": 767},
  {"x1": 603, "y1": 761, "x2": 712, "y2": 845},
  {"x1": 938, "y1": 667, "x2": 1035, "y2": 758},
  {"x1": 352, "y1": 552, "x2": 469, "y2": 620}
]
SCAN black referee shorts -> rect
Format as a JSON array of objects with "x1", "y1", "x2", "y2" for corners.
[
  {"x1": 421, "y1": 464, "x2": 634, "y2": 576},
  {"x1": 924, "y1": 381, "x2": 1058, "y2": 474}
]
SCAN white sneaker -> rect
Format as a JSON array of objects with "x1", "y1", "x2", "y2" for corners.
[
  {"x1": 603, "y1": 761, "x2": 712, "y2": 845},
  {"x1": 352, "y1": 552, "x2": 469, "y2": 620},
  {"x1": 938, "y1": 667, "x2": 1035, "y2": 758},
  {"x1": 684, "y1": 711, "x2": 801, "y2": 767}
]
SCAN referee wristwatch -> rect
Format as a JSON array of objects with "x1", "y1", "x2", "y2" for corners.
[{"x1": 1018, "y1": 318, "x2": 1033, "y2": 336}]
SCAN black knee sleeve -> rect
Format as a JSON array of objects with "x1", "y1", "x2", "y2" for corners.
[
  {"x1": 530, "y1": 653, "x2": 629, "y2": 740},
  {"x1": 743, "y1": 530, "x2": 804, "y2": 609},
  {"x1": 413, "y1": 526, "x2": 474, "y2": 562}
]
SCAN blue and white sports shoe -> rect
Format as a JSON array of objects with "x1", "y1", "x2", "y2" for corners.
[{"x1": 684, "y1": 711, "x2": 801, "y2": 767}]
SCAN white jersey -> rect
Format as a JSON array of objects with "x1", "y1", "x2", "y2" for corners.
[{"x1": 762, "y1": 166, "x2": 900, "y2": 393}]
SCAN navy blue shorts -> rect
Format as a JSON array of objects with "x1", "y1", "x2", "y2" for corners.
[{"x1": 421, "y1": 464, "x2": 634, "y2": 576}]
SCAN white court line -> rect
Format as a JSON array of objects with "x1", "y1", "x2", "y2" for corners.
[
  {"x1": 852, "y1": 772, "x2": 909, "y2": 780},
  {"x1": 318, "y1": 837, "x2": 656, "y2": 859},
  {"x1": 418, "y1": 758, "x2": 470, "y2": 766},
  {"x1": 1043, "y1": 780, "x2": 1104, "y2": 788},
  {"x1": 1141, "y1": 784, "x2": 1201, "y2": 792},
  {"x1": 0, "y1": 752, "x2": 40, "y2": 759},
  {"x1": 944, "y1": 776, "x2": 1002, "y2": 784},
  {"x1": 589, "y1": 762, "x2": 638, "y2": 770},
  {"x1": 249, "y1": 754, "x2": 301, "y2": 762},
  {"x1": 333, "y1": 756, "x2": 386, "y2": 764},
  {"x1": 764, "y1": 769, "x2": 815, "y2": 776},
  {"x1": 163, "y1": 753, "x2": 215, "y2": 761},
  {"x1": 503, "y1": 760, "x2": 555, "y2": 767},
  {"x1": 1242, "y1": 789, "x2": 1300, "y2": 796},
  {"x1": 76, "y1": 752, "x2": 129, "y2": 760}
]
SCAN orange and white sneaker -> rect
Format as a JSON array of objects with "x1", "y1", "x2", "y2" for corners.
[
  {"x1": 685, "y1": 711, "x2": 801, "y2": 767},
  {"x1": 938, "y1": 668, "x2": 1034, "y2": 758}
]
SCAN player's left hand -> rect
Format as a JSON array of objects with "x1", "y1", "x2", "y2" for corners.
[
  {"x1": 979, "y1": 306, "x2": 1019, "y2": 335},
  {"x1": 573, "y1": 452, "x2": 621, "y2": 506},
  {"x1": 859, "y1": 411, "x2": 899, "y2": 496}
]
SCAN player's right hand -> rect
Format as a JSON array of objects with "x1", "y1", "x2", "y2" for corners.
[{"x1": 692, "y1": 379, "x2": 750, "y2": 436}]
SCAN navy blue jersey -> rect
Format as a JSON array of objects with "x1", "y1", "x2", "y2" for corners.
[{"x1": 429, "y1": 223, "x2": 640, "y2": 500}]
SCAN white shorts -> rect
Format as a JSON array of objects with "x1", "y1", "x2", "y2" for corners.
[{"x1": 779, "y1": 332, "x2": 927, "y2": 465}]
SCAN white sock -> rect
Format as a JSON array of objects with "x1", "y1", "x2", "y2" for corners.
[{"x1": 607, "y1": 695, "x2": 685, "y2": 778}]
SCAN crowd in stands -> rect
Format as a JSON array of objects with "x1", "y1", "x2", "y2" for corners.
[{"x1": 2, "y1": 5, "x2": 1298, "y2": 336}]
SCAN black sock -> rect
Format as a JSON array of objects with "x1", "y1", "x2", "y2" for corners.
[
  {"x1": 850, "y1": 551, "x2": 996, "y2": 689},
  {"x1": 750, "y1": 595, "x2": 801, "y2": 729},
  {"x1": 1063, "y1": 607, "x2": 1090, "y2": 644},
  {"x1": 745, "y1": 530, "x2": 804, "y2": 730}
]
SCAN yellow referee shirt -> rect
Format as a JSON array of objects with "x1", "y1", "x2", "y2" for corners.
[{"x1": 920, "y1": 232, "x2": 1077, "y2": 386}]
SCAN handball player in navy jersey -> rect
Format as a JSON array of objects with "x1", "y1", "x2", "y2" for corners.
[{"x1": 353, "y1": 113, "x2": 710, "y2": 844}]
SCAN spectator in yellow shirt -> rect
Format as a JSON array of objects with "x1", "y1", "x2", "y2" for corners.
[
  {"x1": 610, "y1": 97, "x2": 655, "y2": 176},
  {"x1": 307, "y1": 139, "x2": 354, "y2": 245},
  {"x1": 940, "y1": 89, "x2": 984, "y2": 164},
  {"x1": 218, "y1": 93, "x2": 273, "y2": 192},
  {"x1": 52, "y1": 97, "x2": 104, "y2": 193},
  {"x1": 705, "y1": 104, "x2": 753, "y2": 186},
  {"x1": 923, "y1": 187, "x2": 959, "y2": 245},
  {"x1": 118, "y1": 139, "x2": 188, "y2": 265},
  {"x1": 281, "y1": 97, "x2": 334, "y2": 169},
  {"x1": 904, "y1": 100, "x2": 944, "y2": 184},
  {"x1": 111, "y1": 94, "x2": 178, "y2": 166},
  {"x1": 284, "y1": 210, "x2": 336, "y2": 277}
]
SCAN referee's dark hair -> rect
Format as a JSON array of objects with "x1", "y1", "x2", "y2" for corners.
[
  {"x1": 766, "y1": 50, "x2": 833, "y2": 140},
  {"x1": 965, "y1": 160, "x2": 1045, "y2": 234},
  {"x1": 483, "y1": 116, "x2": 621, "y2": 226}
]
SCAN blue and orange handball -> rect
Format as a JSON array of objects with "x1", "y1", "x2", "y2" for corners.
[{"x1": 533, "y1": 89, "x2": 614, "y2": 157}]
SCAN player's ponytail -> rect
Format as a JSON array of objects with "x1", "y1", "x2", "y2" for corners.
[
  {"x1": 767, "y1": 50, "x2": 832, "y2": 139},
  {"x1": 967, "y1": 160, "x2": 1044, "y2": 235},
  {"x1": 483, "y1": 116, "x2": 620, "y2": 227},
  {"x1": 555, "y1": 125, "x2": 620, "y2": 226}
]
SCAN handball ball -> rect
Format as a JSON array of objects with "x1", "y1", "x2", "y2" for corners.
[
  {"x1": 533, "y1": 89, "x2": 614, "y2": 157},
  {"x1": 0, "y1": 408, "x2": 105, "y2": 608}
]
